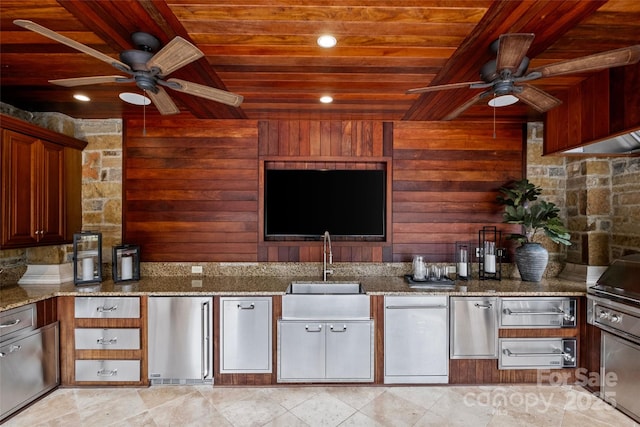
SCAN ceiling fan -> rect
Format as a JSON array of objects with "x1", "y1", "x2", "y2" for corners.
[
  {"x1": 13, "y1": 19, "x2": 243, "y2": 115},
  {"x1": 407, "y1": 33, "x2": 640, "y2": 120}
]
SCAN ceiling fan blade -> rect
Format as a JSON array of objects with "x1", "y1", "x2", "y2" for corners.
[
  {"x1": 531, "y1": 45, "x2": 640, "y2": 78},
  {"x1": 49, "y1": 75, "x2": 128, "y2": 87},
  {"x1": 496, "y1": 33, "x2": 535, "y2": 73},
  {"x1": 443, "y1": 92, "x2": 487, "y2": 121},
  {"x1": 13, "y1": 19, "x2": 130, "y2": 71},
  {"x1": 166, "y1": 78, "x2": 243, "y2": 107},
  {"x1": 515, "y1": 84, "x2": 562, "y2": 112},
  {"x1": 146, "y1": 37, "x2": 204, "y2": 76},
  {"x1": 406, "y1": 81, "x2": 486, "y2": 94},
  {"x1": 146, "y1": 87, "x2": 180, "y2": 115}
]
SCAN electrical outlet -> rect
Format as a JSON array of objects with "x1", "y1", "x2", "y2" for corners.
[{"x1": 191, "y1": 265, "x2": 203, "y2": 274}]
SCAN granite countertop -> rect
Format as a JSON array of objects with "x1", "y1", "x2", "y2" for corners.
[{"x1": 0, "y1": 275, "x2": 588, "y2": 312}]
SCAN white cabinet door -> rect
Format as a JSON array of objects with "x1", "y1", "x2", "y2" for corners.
[
  {"x1": 278, "y1": 321, "x2": 325, "y2": 381},
  {"x1": 220, "y1": 297, "x2": 272, "y2": 373},
  {"x1": 325, "y1": 321, "x2": 373, "y2": 380}
]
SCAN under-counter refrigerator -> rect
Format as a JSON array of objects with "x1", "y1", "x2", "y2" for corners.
[{"x1": 148, "y1": 297, "x2": 213, "y2": 384}]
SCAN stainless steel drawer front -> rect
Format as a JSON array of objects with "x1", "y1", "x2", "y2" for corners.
[
  {"x1": 75, "y1": 328, "x2": 140, "y2": 350},
  {"x1": 75, "y1": 360, "x2": 140, "y2": 382},
  {"x1": 75, "y1": 297, "x2": 140, "y2": 318},
  {"x1": 500, "y1": 298, "x2": 576, "y2": 328},
  {"x1": 499, "y1": 338, "x2": 576, "y2": 369},
  {"x1": 450, "y1": 297, "x2": 498, "y2": 359},
  {"x1": 0, "y1": 304, "x2": 35, "y2": 339}
]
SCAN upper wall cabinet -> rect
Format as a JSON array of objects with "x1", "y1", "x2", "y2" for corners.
[{"x1": 1, "y1": 115, "x2": 86, "y2": 249}]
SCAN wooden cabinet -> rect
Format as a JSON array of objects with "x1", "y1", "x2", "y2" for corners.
[
  {"x1": 58, "y1": 296, "x2": 147, "y2": 386},
  {"x1": 1, "y1": 115, "x2": 86, "y2": 249}
]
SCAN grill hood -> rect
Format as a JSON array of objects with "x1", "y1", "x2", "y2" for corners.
[
  {"x1": 590, "y1": 254, "x2": 640, "y2": 301},
  {"x1": 564, "y1": 130, "x2": 640, "y2": 155}
]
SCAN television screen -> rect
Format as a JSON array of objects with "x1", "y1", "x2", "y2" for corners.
[{"x1": 265, "y1": 169, "x2": 386, "y2": 240}]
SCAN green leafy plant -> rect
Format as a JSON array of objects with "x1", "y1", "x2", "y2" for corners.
[{"x1": 497, "y1": 179, "x2": 571, "y2": 246}]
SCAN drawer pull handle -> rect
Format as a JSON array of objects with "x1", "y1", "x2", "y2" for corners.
[
  {"x1": 97, "y1": 305, "x2": 118, "y2": 313},
  {"x1": 474, "y1": 303, "x2": 493, "y2": 309},
  {"x1": 237, "y1": 303, "x2": 255, "y2": 310},
  {"x1": 330, "y1": 324, "x2": 347, "y2": 332},
  {"x1": 0, "y1": 345, "x2": 22, "y2": 357},
  {"x1": 305, "y1": 324, "x2": 322, "y2": 332},
  {"x1": 97, "y1": 368, "x2": 118, "y2": 377},
  {"x1": 0, "y1": 319, "x2": 20, "y2": 328},
  {"x1": 503, "y1": 348, "x2": 575, "y2": 363},
  {"x1": 503, "y1": 308, "x2": 574, "y2": 321},
  {"x1": 97, "y1": 337, "x2": 118, "y2": 345}
]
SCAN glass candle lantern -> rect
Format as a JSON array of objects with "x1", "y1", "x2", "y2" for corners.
[
  {"x1": 112, "y1": 244, "x2": 140, "y2": 282},
  {"x1": 478, "y1": 226, "x2": 502, "y2": 281},
  {"x1": 455, "y1": 242, "x2": 472, "y2": 280},
  {"x1": 73, "y1": 231, "x2": 102, "y2": 285}
]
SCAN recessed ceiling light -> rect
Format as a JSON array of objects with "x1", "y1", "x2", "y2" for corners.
[
  {"x1": 119, "y1": 92, "x2": 151, "y2": 106},
  {"x1": 317, "y1": 35, "x2": 337, "y2": 48},
  {"x1": 320, "y1": 95, "x2": 334, "y2": 104},
  {"x1": 73, "y1": 94, "x2": 91, "y2": 102},
  {"x1": 488, "y1": 94, "x2": 519, "y2": 107}
]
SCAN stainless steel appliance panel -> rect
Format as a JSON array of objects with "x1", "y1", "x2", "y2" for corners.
[
  {"x1": 220, "y1": 297, "x2": 272, "y2": 373},
  {"x1": 450, "y1": 297, "x2": 498, "y2": 359},
  {"x1": 325, "y1": 321, "x2": 374, "y2": 381},
  {"x1": 0, "y1": 322, "x2": 59, "y2": 421},
  {"x1": 384, "y1": 296, "x2": 448, "y2": 384},
  {"x1": 278, "y1": 321, "x2": 326, "y2": 381},
  {"x1": 75, "y1": 328, "x2": 140, "y2": 350},
  {"x1": 498, "y1": 338, "x2": 576, "y2": 369},
  {"x1": 601, "y1": 332, "x2": 640, "y2": 422},
  {"x1": 0, "y1": 304, "x2": 35, "y2": 339},
  {"x1": 75, "y1": 360, "x2": 140, "y2": 382},
  {"x1": 75, "y1": 297, "x2": 140, "y2": 319},
  {"x1": 500, "y1": 297, "x2": 576, "y2": 328},
  {"x1": 148, "y1": 297, "x2": 213, "y2": 383}
]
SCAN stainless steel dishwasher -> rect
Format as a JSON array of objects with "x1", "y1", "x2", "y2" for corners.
[
  {"x1": 148, "y1": 297, "x2": 213, "y2": 384},
  {"x1": 384, "y1": 295, "x2": 448, "y2": 384}
]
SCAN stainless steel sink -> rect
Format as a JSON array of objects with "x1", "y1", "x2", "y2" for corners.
[
  {"x1": 286, "y1": 281, "x2": 365, "y2": 295},
  {"x1": 282, "y1": 281, "x2": 369, "y2": 320}
]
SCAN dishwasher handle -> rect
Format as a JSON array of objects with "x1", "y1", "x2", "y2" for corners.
[
  {"x1": 385, "y1": 305, "x2": 447, "y2": 309},
  {"x1": 201, "y1": 300, "x2": 211, "y2": 379}
]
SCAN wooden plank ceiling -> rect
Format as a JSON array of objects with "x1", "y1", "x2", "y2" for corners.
[{"x1": 1, "y1": 1, "x2": 639, "y2": 122}]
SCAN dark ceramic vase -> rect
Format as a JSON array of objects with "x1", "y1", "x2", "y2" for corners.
[{"x1": 515, "y1": 242, "x2": 549, "y2": 282}]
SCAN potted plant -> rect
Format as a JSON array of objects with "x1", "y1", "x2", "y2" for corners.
[{"x1": 497, "y1": 178, "x2": 571, "y2": 282}]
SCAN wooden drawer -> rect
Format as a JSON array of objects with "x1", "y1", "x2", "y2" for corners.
[
  {"x1": 75, "y1": 360, "x2": 140, "y2": 382},
  {"x1": 74, "y1": 297, "x2": 140, "y2": 319},
  {"x1": 0, "y1": 304, "x2": 35, "y2": 339},
  {"x1": 74, "y1": 328, "x2": 140, "y2": 350}
]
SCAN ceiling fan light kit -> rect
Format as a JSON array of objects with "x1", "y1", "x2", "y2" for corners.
[
  {"x1": 488, "y1": 95, "x2": 518, "y2": 108},
  {"x1": 119, "y1": 92, "x2": 151, "y2": 106},
  {"x1": 13, "y1": 19, "x2": 244, "y2": 115}
]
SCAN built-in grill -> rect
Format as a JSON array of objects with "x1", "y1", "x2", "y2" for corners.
[{"x1": 587, "y1": 253, "x2": 640, "y2": 423}]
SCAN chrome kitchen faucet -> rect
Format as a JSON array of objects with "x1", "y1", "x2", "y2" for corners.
[{"x1": 323, "y1": 231, "x2": 333, "y2": 281}]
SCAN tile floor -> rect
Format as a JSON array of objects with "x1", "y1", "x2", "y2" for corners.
[{"x1": 3, "y1": 384, "x2": 637, "y2": 427}]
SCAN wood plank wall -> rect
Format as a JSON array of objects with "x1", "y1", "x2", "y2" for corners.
[
  {"x1": 124, "y1": 118, "x2": 260, "y2": 262},
  {"x1": 123, "y1": 118, "x2": 523, "y2": 263},
  {"x1": 392, "y1": 121, "x2": 523, "y2": 262}
]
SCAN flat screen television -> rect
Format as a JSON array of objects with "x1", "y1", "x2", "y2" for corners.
[{"x1": 264, "y1": 169, "x2": 386, "y2": 240}]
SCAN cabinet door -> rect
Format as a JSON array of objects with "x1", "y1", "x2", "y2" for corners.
[
  {"x1": 1, "y1": 130, "x2": 38, "y2": 247},
  {"x1": 220, "y1": 297, "x2": 272, "y2": 373},
  {"x1": 450, "y1": 297, "x2": 498, "y2": 358},
  {"x1": 278, "y1": 321, "x2": 325, "y2": 380},
  {"x1": 325, "y1": 321, "x2": 373, "y2": 380},
  {"x1": 37, "y1": 140, "x2": 65, "y2": 243}
]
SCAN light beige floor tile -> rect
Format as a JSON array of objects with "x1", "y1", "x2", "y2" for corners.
[
  {"x1": 147, "y1": 390, "x2": 231, "y2": 427},
  {"x1": 359, "y1": 390, "x2": 426, "y2": 426},
  {"x1": 263, "y1": 411, "x2": 310, "y2": 427},
  {"x1": 340, "y1": 411, "x2": 386, "y2": 426},
  {"x1": 112, "y1": 410, "x2": 158, "y2": 427},
  {"x1": 428, "y1": 386, "x2": 494, "y2": 427},
  {"x1": 386, "y1": 386, "x2": 448, "y2": 411},
  {"x1": 261, "y1": 386, "x2": 324, "y2": 410},
  {"x1": 289, "y1": 391, "x2": 358, "y2": 426},
  {"x1": 325, "y1": 386, "x2": 387, "y2": 410},
  {"x1": 75, "y1": 389, "x2": 148, "y2": 426},
  {"x1": 215, "y1": 394, "x2": 287, "y2": 426}
]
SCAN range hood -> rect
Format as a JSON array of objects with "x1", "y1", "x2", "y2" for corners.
[{"x1": 563, "y1": 130, "x2": 640, "y2": 155}]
